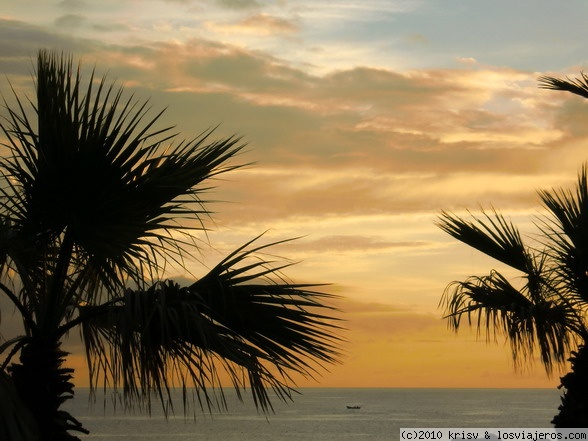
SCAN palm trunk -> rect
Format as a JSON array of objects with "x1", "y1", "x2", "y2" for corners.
[
  {"x1": 8, "y1": 337, "x2": 89, "y2": 440},
  {"x1": 552, "y1": 344, "x2": 588, "y2": 427}
]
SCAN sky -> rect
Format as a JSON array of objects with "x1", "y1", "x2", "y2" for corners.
[{"x1": 2, "y1": 0, "x2": 588, "y2": 389}]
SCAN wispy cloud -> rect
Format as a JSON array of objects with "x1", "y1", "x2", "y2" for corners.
[
  {"x1": 54, "y1": 13, "x2": 86, "y2": 28},
  {"x1": 211, "y1": 0, "x2": 262, "y2": 10},
  {"x1": 207, "y1": 13, "x2": 300, "y2": 36}
]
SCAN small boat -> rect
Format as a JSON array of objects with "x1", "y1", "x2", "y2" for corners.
[{"x1": 346, "y1": 405, "x2": 361, "y2": 409}]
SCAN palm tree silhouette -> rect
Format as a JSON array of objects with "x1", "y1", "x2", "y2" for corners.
[
  {"x1": 438, "y1": 72, "x2": 588, "y2": 428},
  {"x1": 0, "y1": 50, "x2": 342, "y2": 440}
]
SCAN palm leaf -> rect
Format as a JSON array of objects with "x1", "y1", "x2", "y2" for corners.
[
  {"x1": 81, "y1": 236, "x2": 343, "y2": 413},
  {"x1": 538, "y1": 73, "x2": 588, "y2": 100},
  {"x1": 441, "y1": 270, "x2": 577, "y2": 373},
  {"x1": 438, "y1": 165, "x2": 588, "y2": 376},
  {"x1": 437, "y1": 208, "x2": 533, "y2": 273},
  {"x1": 0, "y1": 50, "x2": 248, "y2": 327},
  {"x1": 538, "y1": 165, "x2": 588, "y2": 303}
]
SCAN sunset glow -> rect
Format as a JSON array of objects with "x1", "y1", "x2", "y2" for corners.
[{"x1": 3, "y1": 0, "x2": 588, "y2": 389}]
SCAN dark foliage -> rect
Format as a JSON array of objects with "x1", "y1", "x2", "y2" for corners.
[{"x1": 0, "y1": 50, "x2": 342, "y2": 440}]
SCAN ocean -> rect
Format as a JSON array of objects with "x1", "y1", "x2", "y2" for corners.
[{"x1": 66, "y1": 388, "x2": 563, "y2": 441}]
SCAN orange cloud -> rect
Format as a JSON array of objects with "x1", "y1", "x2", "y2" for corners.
[{"x1": 206, "y1": 14, "x2": 299, "y2": 36}]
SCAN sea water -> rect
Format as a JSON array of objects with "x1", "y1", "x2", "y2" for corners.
[{"x1": 66, "y1": 388, "x2": 563, "y2": 441}]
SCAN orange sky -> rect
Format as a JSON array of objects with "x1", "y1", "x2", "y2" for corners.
[{"x1": 3, "y1": 0, "x2": 588, "y2": 390}]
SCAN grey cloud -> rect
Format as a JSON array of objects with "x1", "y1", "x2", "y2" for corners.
[
  {"x1": 55, "y1": 14, "x2": 129, "y2": 34},
  {"x1": 298, "y1": 235, "x2": 428, "y2": 251},
  {"x1": 0, "y1": 19, "x2": 92, "y2": 78},
  {"x1": 238, "y1": 13, "x2": 300, "y2": 34},
  {"x1": 284, "y1": 235, "x2": 431, "y2": 253},
  {"x1": 55, "y1": 14, "x2": 87, "y2": 28},
  {"x1": 552, "y1": 98, "x2": 588, "y2": 137},
  {"x1": 58, "y1": 0, "x2": 86, "y2": 9},
  {"x1": 213, "y1": 0, "x2": 262, "y2": 10},
  {"x1": 91, "y1": 22, "x2": 132, "y2": 32}
]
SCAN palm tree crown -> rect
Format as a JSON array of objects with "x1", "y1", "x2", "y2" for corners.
[
  {"x1": 0, "y1": 50, "x2": 342, "y2": 441},
  {"x1": 438, "y1": 72, "x2": 588, "y2": 427}
]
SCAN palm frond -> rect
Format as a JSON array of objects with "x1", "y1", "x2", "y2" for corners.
[
  {"x1": 538, "y1": 165, "x2": 588, "y2": 303},
  {"x1": 193, "y1": 236, "x2": 342, "y2": 377},
  {"x1": 437, "y1": 208, "x2": 533, "y2": 273},
  {"x1": 538, "y1": 73, "x2": 588, "y2": 100},
  {"x1": 441, "y1": 271, "x2": 577, "y2": 373},
  {"x1": 81, "y1": 236, "x2": 343, "y2": 413},
  {"x1": 0, "y1": 50, "x2": 249, "y2": 320}
]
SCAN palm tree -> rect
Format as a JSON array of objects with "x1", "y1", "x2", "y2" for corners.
[
  {"x1": 437, "y1": 72, "x2": 588, "y2": 427},
  {"x1": 0, "y1": 50, "x2": 342, "y2": 441}
]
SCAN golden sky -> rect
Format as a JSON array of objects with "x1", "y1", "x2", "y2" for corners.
[{"x1": 2, "y1": 0, "x2": 588, "y2": 389}]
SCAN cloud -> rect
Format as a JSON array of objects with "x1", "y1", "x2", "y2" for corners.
[
  {"x1": 0, "y1": 26, "x2": 576, "y2": 229},
  {"x1": 57, "y1": 0, "x2": 86, "y2": 9},
  {"x1": 286, "y1": 235, "x2": 431, "y2": 253},
  {"x1": 132, "y1": 46, "x2": 556, "y2": 164},
  {"x1": 206, "y1": 13, "x2": 300, "y2": 36},
  {"x1": 0, "y1": 19, "x2": 100, "y2": 80},
  {"x1": 341, "y1": 299, "x2": 441, "y2": 333},
  {"x1": 457, "y1": 56, "x2": 477, "y2": 65},
  {"x1": 212, "y1": 0, "x2": 262, "y2": 9},
  {"x1": 404, "y1": 33, "x2": 428, "y2": 46},
  {"x1": 351, "y1": 311, "x2": 442, "y2": 337},
  {"x1": 297, "y1": 1, "x2": 422, "y2": 22},
  {"x1": 54, "y1": 14, "x2": 86, "y2": 28}
]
